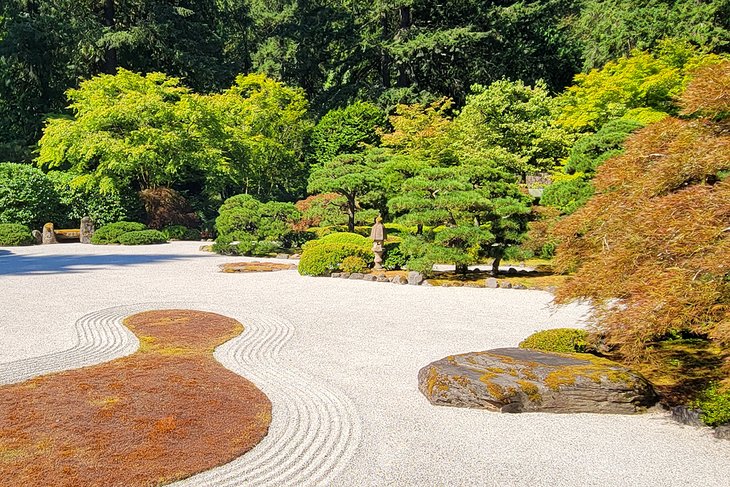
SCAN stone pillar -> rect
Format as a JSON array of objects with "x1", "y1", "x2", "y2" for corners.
[
  {"x1": 31, "y1": 230, "x2": 43, "y2": 245},
  {"x1": 369, "y1": 217, "x2": 387, "y2": 270},
  {"x1": 80, "y1": 216, "x2": 95, "y2": 244},
  {"x1": 42, "y1": 223, "x2": 57, "y2": 244}
]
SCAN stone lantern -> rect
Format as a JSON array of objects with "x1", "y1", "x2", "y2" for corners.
[{"x1": 370, "y1": 217, "x2": 387, "y2": 270}]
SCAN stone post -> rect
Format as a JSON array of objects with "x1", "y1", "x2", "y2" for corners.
[
  {"x1": 42, "y1": 223, "x2": 57, "y2": 244},
  {"x1": 80, "y1": 216, "x2": 95, "y2": 244},
  {"x1": 369, "y1": 217, "x2": 386, "y2": 270}
]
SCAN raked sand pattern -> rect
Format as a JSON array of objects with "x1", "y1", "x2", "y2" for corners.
[
  {"x1": 0, "y1": 302, "x2": 361, "y2": 487},
  {"x1": 2, "y1": 242, "x2": 730, "y2": 486}
]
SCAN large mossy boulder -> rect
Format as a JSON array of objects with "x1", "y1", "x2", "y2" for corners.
[{"x1": 418, "y1": 348, "x2": 657, "y2": 414}]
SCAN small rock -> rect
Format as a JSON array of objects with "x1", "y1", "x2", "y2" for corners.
[
  {"x1": 507, "y1": 267, "x2": 518, "y2": 275},
  {"x1": 363, "y1": 274, "x2": 377, "y2": 281},
  {"x1": 290, "y1": 253, "x2": 301, "y2": 259},
  {"x1": 422, "y1": 280, "x2": 432, "y2": 287},
  {"x1": 340, "y1": 272, "x2": 351, "y2": 279},
  {"x1": 513, "y1": 284, "x2": 527, "y2": 290},
  {"x1": 714, "y1": 425, "x2": 730, "y2": 440},
  {"x1": 349, "y1": 273, "x2": 364, "y2": 280},
  {"x1": 671, "y1": 406, "x2": 703, "y2": 427},
  {"x1": 31, "y1": 230, "x2": 42, "y2": 245},
  {"x1": 407, "y1": 271, "x2": 424, "y2": 286},
  {"x1": 500, "y1": 282, "x2": 513, "y2": 289},
  {"x1": 276, "y1": 253, "x2": 289, "y2": 260},
  {"x1": 376, "y1": 274, "x2": 390, "y2": 282},
  {"x1": 473, "y1": 268, "x2": 481, "y2": 272},
  {"x1": 331, "y1": 273, "x2": 342, "y2": 278},
  {"x1": 464, "y1": 282, "x2": 482, "y2": 288},
  {"x1": 391, "y1": 275, "x2": 407, "y2": 285},
  {"x1": 485, "y1": 278, "x2": 499, "y2": 288}
]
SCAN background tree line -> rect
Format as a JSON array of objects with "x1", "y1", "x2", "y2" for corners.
[{"x1": 2, "y1": 0, "x2": 728, "y2": 162}]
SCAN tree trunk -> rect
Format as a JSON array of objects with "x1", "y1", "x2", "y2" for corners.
[
  {"x1": 380, "y1": 11, "x2": 391, "y2": 89},
  {"x1": 102, "y1": 0, "x2": 118, "y2": 74},
  {"x1": 396, "y1": 6, "x2": 411, "y2": 88},
  {"x1": 491, "y1": 250, "x2": 503, "y2": 276},
  {"x1": 347, "y1": 195, "x2": 356, "y2": 232}
]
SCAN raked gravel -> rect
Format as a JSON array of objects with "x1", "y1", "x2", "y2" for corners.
[{"x1": 0, "y1": 242, "x2": 728, "y2": 486}]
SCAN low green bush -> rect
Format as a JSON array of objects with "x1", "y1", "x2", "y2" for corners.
[
  {"x1": 0, "y1": 223, "x2": 33, "y2": 246},
  {"x1": 692, "y1": 383, "x2": 730, "y2": 427},
  {"x1": 302, "y1": 232, "x2": 371, "y2": 251},
  {"x1": 383, "y1": 241, "x2": 407, "y2": 270},
  {"x1": 298, "y1": 242, "x2": 372, "y2": 276},
  {"x1": 117, "y1": 230, "x2": 167, "y2": 245},
  {"x1": 519, "y1": 328, "x2": 589, "y2": 354},
  {"x1": 91, "y1": 221, "x2": 147, "y2": 244},
  {"x1": 161, "y1": 225, "x2": 201, "y2": 241},
  {"x1": 340, "y1": 255, "x2": 368, "y2": 274},
  {"x1": 212, "y1": 234, "x2": 278, "y2": 256}
]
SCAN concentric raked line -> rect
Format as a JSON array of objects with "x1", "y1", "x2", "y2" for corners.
[{"x1": 0, "y1": 303, "x2": 362, "y2": 486}]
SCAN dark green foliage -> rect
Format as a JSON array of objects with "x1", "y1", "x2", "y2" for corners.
[
  {"x1": 117, "y1": 230, "x2": 167, "y2": 245},
  {"x1": 388, "y1": 161, "x2": 532, "y2": 274},
  {"x1": 519, "y1": 328, "x2": 590, "y2": 354},
  {"x1": 0, "y1": 223, "x2": 33, "y2": 246},
  {"x1": 214, "y1": 194, "x2": 303, "y2": 255},
  {"x1": 383, "y1": 241, "x2": 407, "y2": 270},
  {"x1": 91, "y1": 221, "x2": 147, "y2": 245},
  {"x1": 310, "y1": 102, "x2": 385, "y2": 164},
  {"x1": 0, "y1": 163, "x2": 63, "y2": 229},
  {"x1": 298, "y1": 242, "x2": 372, "y2": 276},
  {"x1": 691, "y1": 383, "x2": 730, "y2": 427},
  {"x1": 216, "y1": 194, "x2": 300, "y2": 243},
  {"x1": 540, "y1": 178, "x2": 595, "y2": 215},
  {"x1": 570, "y1": 0, "x2": 730, "y2": 71},
  {"x1": 161, "y1": 225, "x2": 201, "y2": 241},
  {"x1": 307, "y1": 153, "x2": 383, "y2": 232},
  {"x1": 47, "y1": 171, "x2": 143, "y2": 228},
  {"x1": 564, "y1": 119, "x2": 644, "y2": 175}
]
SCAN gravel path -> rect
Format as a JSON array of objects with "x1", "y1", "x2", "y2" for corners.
[{"x1": 1, "y1": 242, "x2": 728, "y2": 486}]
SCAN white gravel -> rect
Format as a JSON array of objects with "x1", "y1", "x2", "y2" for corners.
[{"x1": 1, "y1": 242, "x2": 728, "y2": 486}]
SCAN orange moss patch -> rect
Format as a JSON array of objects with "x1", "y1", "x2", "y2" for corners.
[
  {"x1": 0, "y1": 310, "x2": 272, "y2": 487},
  {"x1": 220, "y1": 261, "x2": 297, "y2": 273}
]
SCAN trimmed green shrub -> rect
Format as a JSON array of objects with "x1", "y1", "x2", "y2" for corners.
[
  {"x1": 383, "y1": 241, "x2": 407, "y2": 270},
  {"x1": 519, "y1": 328, "x2": 589, "y2": 354},
  {"x1": 692, "y1": 383, "x2": 730, "y2": 427},
  {"x1": 0, "y1": 163, "x2": 63, "y2": 228},
  {"x1": 0, "y1": 223, "x2": 33, "y2": 246},
  {"x1": 541, "y1": 177, "x2": 595, "y2": 215},
  {"x1": 215, "y1": 194, "x2": 302, "y2": 254},
  {"x1": 117, "y1": 230, "x2": 168, "y2": 245},
  {"x1": 161, "y1": 225, "x2": 201, "y2": 241},
  {"x1": 91, "y1": 221, "x2": 147, "y2": 245},
  {"x1": 298, "y1": 242, "x2": 372, "y2": 276},
  {"x1": 340, "y1": 256, "x2": 368, "y2": 274},
  {"x1": 302, "y1": 232, "x2": 371, "y2": 251}
]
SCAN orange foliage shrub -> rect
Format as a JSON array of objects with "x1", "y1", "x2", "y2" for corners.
[
  {"x1": 554, "y1": 62, "x2": 730, "y2": 383},
  {"x1": 140, "y1": 187, "x2": 199, "y2": 229}
]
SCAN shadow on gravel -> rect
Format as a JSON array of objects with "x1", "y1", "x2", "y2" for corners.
[{"x1": 0, "y1": 253, "x2": 198, "y2": 276}]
